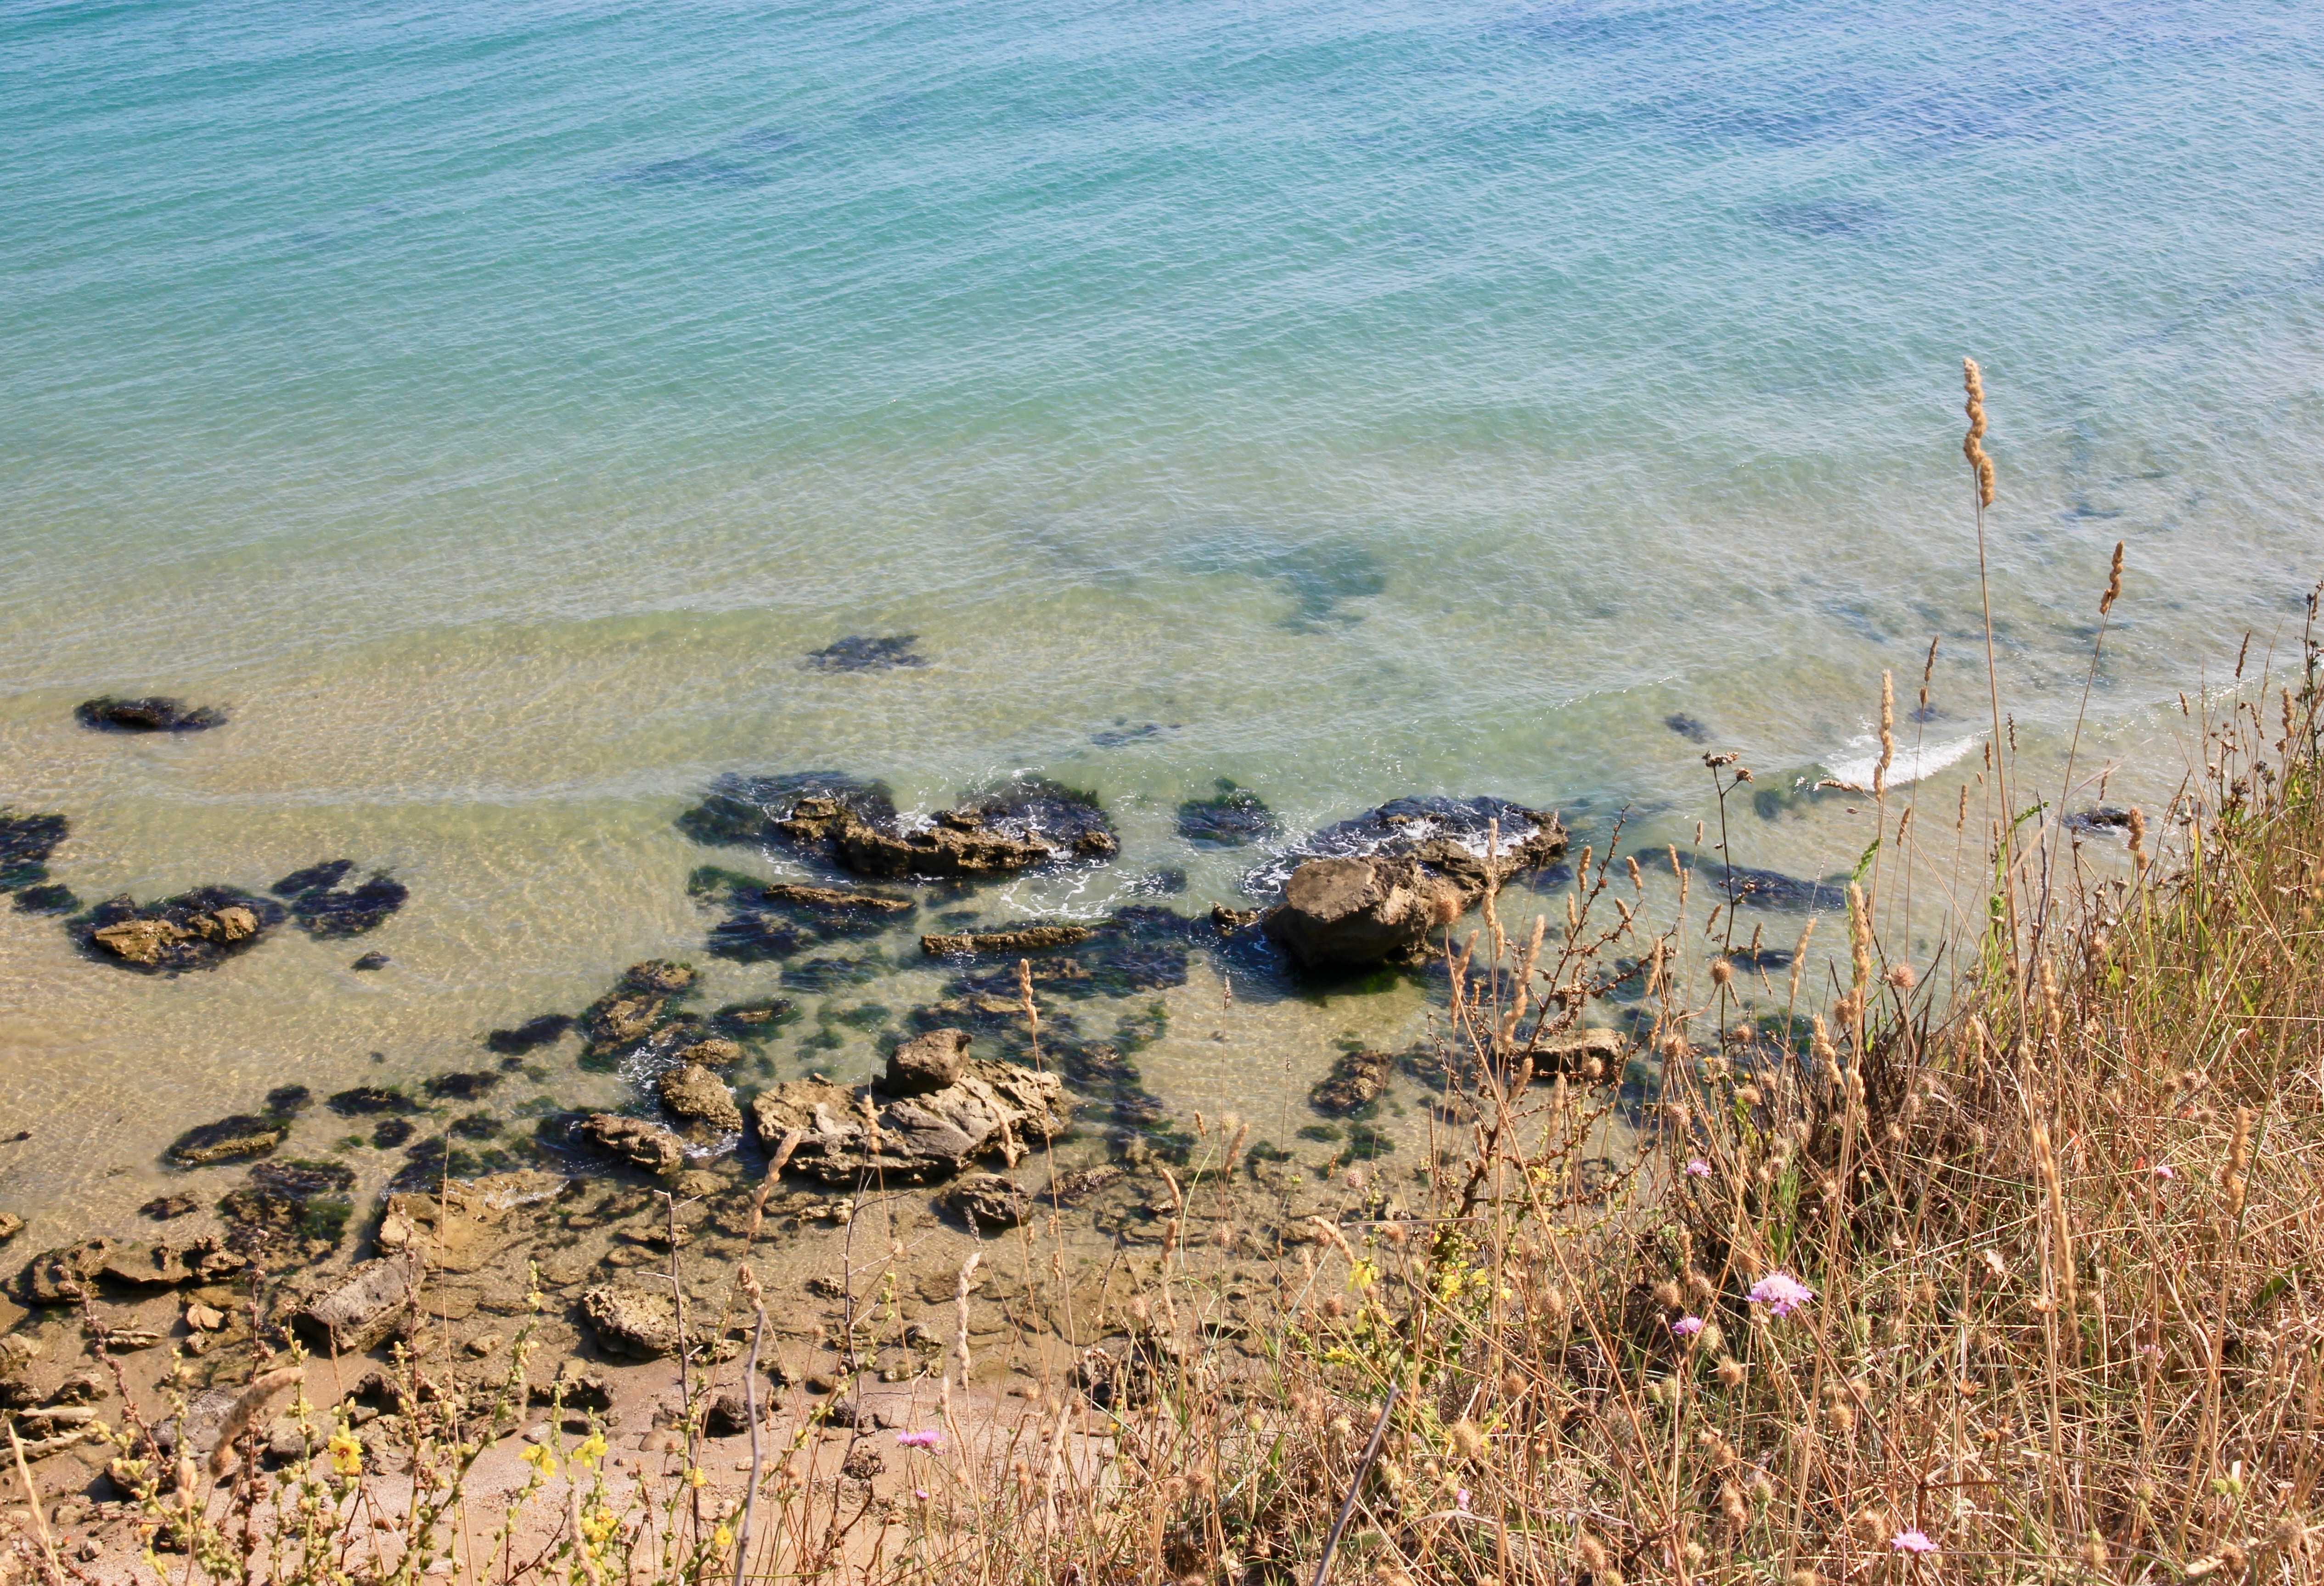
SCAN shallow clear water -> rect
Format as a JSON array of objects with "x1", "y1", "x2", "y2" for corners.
[{"x1": 3, "y1": 0, "x2": 2321, "y2": 1243}]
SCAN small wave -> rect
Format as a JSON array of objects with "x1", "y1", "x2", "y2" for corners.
[{"x1": 1823, "y1": 733, "x2": 1982, "y2": 789}]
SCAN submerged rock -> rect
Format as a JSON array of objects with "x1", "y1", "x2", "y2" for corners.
[
  {"x1": 575, "y1": 1114, "x2": 687, "y2": 1176},
  {"x1": 219, "y1": 1159, "x2": 357, "y2": 1258},
  {"x1": 272, "y1": 861, "x2": 409, "y2": 938},
  {"x1": 80, "y1": 887, "x2": 284, "y2": 972},
  {"x1": 74, "y1": 697, "x2": 227, "y2": 733},
  {"x1": 580, "y1": 961, "x2": 697, "y2": 1052},
  {"x1": 12, "y1": 884, "x2": 78, "y2": 915},
  {"x1": 920, "y1": 922, "x2": 1091, "y2": 957},
  {"x1": 1703, "y1": 860, "x2": 1849, "y2": 912},
  {"x1": 942, "y1": 1173, "x2": 1031, "y2": 1230},
  {"x1": 658, "y1": 1065, "x2": 742, "y2": 1139},
  {"x1": 1310, "y1": 1049, "x2": 1396, "y2": 1117},
  {"x1": 349, "y1": 950, "x2": 391, "y2": 971},
  {"x1": 1175, "y1": 780, "x2": 1277, "y2": 847},
  {"x1": 166, "y1": 1114, "x2": 288, "y2": 1167},
  {"x1": 328, "y1": 1086, "x2": 417, "y2": 1117},
  {"x1": 581, "y1": 1283, "x2": 732, "y2": 1360},
  {"x1": 805, "y1": 635, "x2": 928, "y2": 672},
  {"x1": 749, "y1": 1059, "x2": 1069, "y2": 1185},
  {"x1": 0, "y1": 810, "x2": 68, "y2": 892},
  {"x1": 2065, "y1": 806, "x2": 2136, "y2": 835},
  {"x1": 485, "y1": 1013, "x2": 574, "y2": 1055},
  {"x1": 695, "y1": 867, "x2": 913, "y2": 963}
]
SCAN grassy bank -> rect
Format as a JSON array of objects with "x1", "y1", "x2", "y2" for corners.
[{"x1": 22, "y1": 425, "x2": 2324, "y2": 1585}]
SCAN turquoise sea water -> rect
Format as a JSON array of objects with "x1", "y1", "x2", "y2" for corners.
[{"x1": 3, "y1": 0, "x2": 2322, "y2": 1238}]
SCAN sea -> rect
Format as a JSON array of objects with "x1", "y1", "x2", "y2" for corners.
[{"x1": 3, "y1": 0, "x2": 2321, "y2": 1243}]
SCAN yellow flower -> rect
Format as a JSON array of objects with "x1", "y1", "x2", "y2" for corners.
[
  {"x1": 519, "y1": 1442, "x2": 558, "y2": 1479},
  {"x1": 712, "y1": 1525, "x2": 734, "y2": 1554},
  {"x1": 580, "y1": 1504, "x2": 619, "y2": 1546},
  {"x1": 1349, "y1": 1257, "x2": 1379, "y2": 1292},
  {"x1": 326, "y1": 1429, "x2": 363, "y2": 1477},
  {"x1": 571, "y1": 1431, "x2": 608, "y2": 1470},
  {"x1": 687, "y1": 1465, "x2": 707, "y2": 1489}
]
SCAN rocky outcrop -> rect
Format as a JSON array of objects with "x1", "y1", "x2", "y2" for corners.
[
  {"x1": 883, "y1": 1029, "x2": 968, "y2": 1095},
  {"x1": 81, "y1": 887, "x2": 284, "y2": 972},
  {"x1": 1260, "y1": 798, "x2": 1567, "y2": 969},
  {"x1": 680, "y1": 771, "x2": 1117, "y2": 879},
  {"x1": 749, "y1": 1059, "x2": 1069, "y2": 1185},
  {"x1": 1176, "y1": 780, "x2": 1277, "y2": 847},
  {"x1": 166, "y1": 1113, "x2": 288, "y2": 1166},
  {"x1": 580, "y1": 961, "x2": 697, "y2": 1051},
  {"x1": 920, "y1": 922, "x2": 1091, "y2": 957},
  {"x1": 577, "y1": 1114, "x2": 687, "y2": 1175},
  {"x1": 295, "y1": 1254, "x2": 421, "y2": 1354},
  {"x1": 658, "y1": 1065, "x2": 742, "y2": 1138},
  {"x1": 74, "y1": 697, "x2": 227, "y2": 733}
]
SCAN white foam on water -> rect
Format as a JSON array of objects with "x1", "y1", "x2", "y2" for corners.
[{"x1": 1823, "y1": 734, "x2": 1983, "y2": 790}]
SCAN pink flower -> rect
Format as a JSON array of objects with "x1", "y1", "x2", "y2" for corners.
[
  {"x1": 1456, "y1": 1488, "x2": 1470, "y2": 1512},
  {"x1": 896, "y1": 1429, "x2": 942, "y2": 1449},
  {"x1": 1685, "y1": 1159, "x2": 1712, "y2": 1177},
  {"x1": 1671, "y1": 1315, "x2": 1705, "y2": 1338},
  {"x1": 2152, "y1": 1163, "x2": 2174, "y2": 1180},
  {"x1": 1749, "y1": 1272, "x2": 1815, "y2": 1317},
  {"x1": 913, "y1": 1488, "x2": 929, "y2": 1501},
  {"x1": 1891, "y1": 1529, "x2": 1936, "y2": 1555}
]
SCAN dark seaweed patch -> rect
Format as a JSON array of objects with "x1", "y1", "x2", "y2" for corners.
[
  {"x1": 783, "y1": 951, "x2": 889, "y2": 993},
  {"x1": 327, "y1": 1085, "x2": 417, "y2": 1117},
  {"x1": 219, "y1": 1158, "x2": 355, "y2": 1256},
  {"x1": 705, "y1": 999, "x2": 800, "y2": 1041},
  {"x1": 676, "y1": 771, "x2": 898, "y2": 849},
  {"x1": 11, "y1": 884, "x2": 76, "y2": 915},
  {"x1": 74, "y1": 697, "x2": 227, "y2": 733},
  {"x1": 275, "y1": 864, "x2": 408, "y2": 938},
  {"x1": 349, "y1": 951, "x2": 390, "y2": 971},
  {"x1": 1091, "y1": 722, "x2": 1163, "y2": 748},
  {"x1": 264, "y1": 1085, "x2": 313, "y2": 1116},
  {"x1": 1663, "y1": 714, "x2": 1713, "y2": 744},
  {"x1": 425, "y1": 1071, "x2": 503, "y2": 1102},
  {"x1": 371, "y1": 1118, "x2": 416, "y2": 1148},
  {"x1": 449, "y1": 1112, "x2": 502, "y2": 1141},
  {"x1": 0, "y1": 810, "x2": 67, "y2": 890},
  {"x1": 271, "y1": 860, "x2": 354, "y2": 897},
  {"x1": 805, "y1": 636, "x2": 927, "y2": 672},
  {"x1": 1176, "y1": 780, "x2": 1276, "y2": 847},
  {"x1": 485, "y1": 1014, "x2": 575, "y2": 1056}
]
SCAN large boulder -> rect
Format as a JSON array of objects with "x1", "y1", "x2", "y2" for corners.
[
  {"x1": 296, "y1": 1254, "x2": 421, "y2": 1354},
  {"x1": 883, "y1": 1029, "x2": 969, "y2": 1096},
  {"x1": 1265, "y1": 856, "x2": 1464, "y2": 969},
  {"x1": 1260, "y1": 799, "x2": 1567, "y2": 969},
  {"x1": 749, "y1": 1059, "x2": 1069, "y2": 1185},
  {"x1": 658, "y1": 1065, "x2": 742, "y2": 1138}
]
